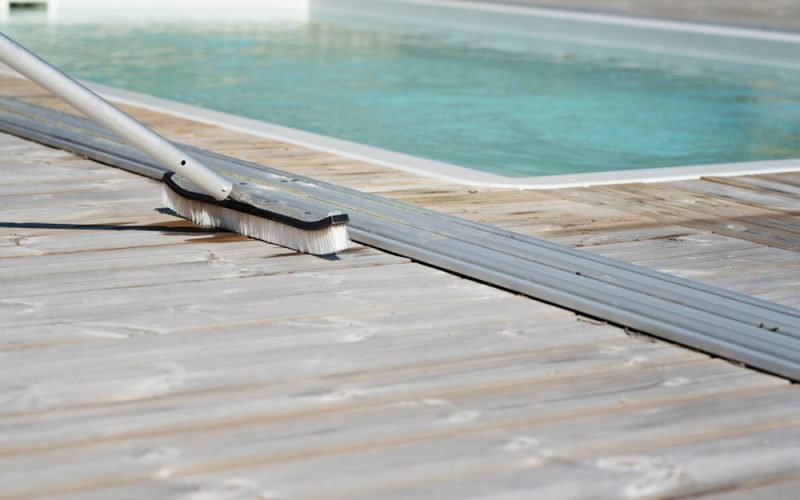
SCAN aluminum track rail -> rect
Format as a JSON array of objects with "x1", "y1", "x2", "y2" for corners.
[{"x1": 1, "y1": 97, "x2": 799, "y2": 380}]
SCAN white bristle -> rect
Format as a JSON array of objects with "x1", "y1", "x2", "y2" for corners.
[{"x1": 163, "y1": 186, "x2": 351, "y2": 255}]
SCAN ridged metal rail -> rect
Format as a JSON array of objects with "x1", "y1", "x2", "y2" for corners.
[{"x1": 1, "y1": 96, "x2": 799, "y2": 380}]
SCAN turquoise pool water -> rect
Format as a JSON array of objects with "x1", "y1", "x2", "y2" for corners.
[{"x1": 2, "y1": 4, "x2": 800, "y2": 176}]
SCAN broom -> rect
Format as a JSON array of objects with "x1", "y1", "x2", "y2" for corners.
[{"x1": 0, "y1": 32, "x2": 350, "y2": 255}]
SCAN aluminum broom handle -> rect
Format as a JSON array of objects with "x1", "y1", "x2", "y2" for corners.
[{"x1": 0, "y1": 32, "x2": 233, "y2": 200}]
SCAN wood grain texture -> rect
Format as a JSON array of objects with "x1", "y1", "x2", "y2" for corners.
[{"x1": 2, "y1": 72, "x2": 800, "y2": 498}]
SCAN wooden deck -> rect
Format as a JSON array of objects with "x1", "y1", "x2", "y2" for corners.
[
  {"x1": 2, "y1": 131, "x2": 800, "y2": 499},
  {"x1": 1, "y1": 71, "x2": 800, "y2": 498}
]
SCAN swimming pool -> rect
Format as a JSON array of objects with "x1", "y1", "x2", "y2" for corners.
[{"x1": 2, "y1": 0, "x2": 800, "y2": 179}]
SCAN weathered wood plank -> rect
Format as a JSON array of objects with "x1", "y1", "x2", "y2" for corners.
[
  {"x1": 614, "y1": 182, "x2": 800, "y2": 231},
  {"x1": 670, "y1": 178, "x2": 800, "y2": 213},
  {"x1": 0, "y1": 363, "x2": 789, "y2": 499},
  {"x1": 564, "y1": 185, "x2": 800, "y2": 250},
  {"x1": 699, "y1": 476, "x2": 800, "y2": 500},
  {"x1": 0, "y1": 240, "x2": 384, "y2": 278},
  {"x1": 0, "y1": 338, "x2": 701, "y2": 439},
  {"x1": 0, "y1": 262, "x2": 497, "y2": 327},
  {"x1": 704, "y1": 174, "x2": 800, "y2": 200},
  {"x1": 309, "y1": 422, "x2": 800, "y2": 500}
]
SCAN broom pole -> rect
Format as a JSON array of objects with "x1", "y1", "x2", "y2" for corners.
[{"x1": 0, "y1": 31, "x2": 233, "y2": 200}]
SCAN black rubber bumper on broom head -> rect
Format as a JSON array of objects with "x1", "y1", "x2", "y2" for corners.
[{"x1": 163, "y1": 172, "x2": 349, "y2": 230}]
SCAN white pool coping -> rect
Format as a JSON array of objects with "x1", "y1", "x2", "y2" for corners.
[{"x1": 2, "y1": 0, "x2": 800, "y2": 189}]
